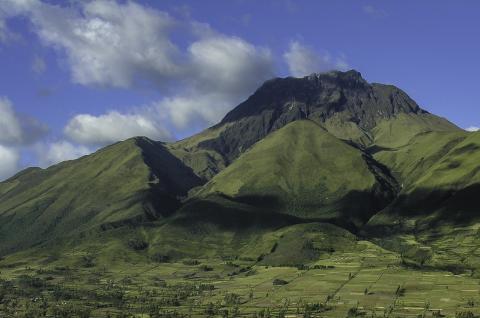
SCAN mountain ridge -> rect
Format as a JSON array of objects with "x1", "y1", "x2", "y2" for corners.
[
  {"x1": 178, "y1": 70, "x2": 459, "y2": 169},
  {"x1": 0, "y1": 70, "x2": 476, "y2": 268}
]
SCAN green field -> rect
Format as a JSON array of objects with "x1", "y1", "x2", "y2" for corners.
[{"x1": 1, "y1": 232, "x2": 479, "y2": 318}]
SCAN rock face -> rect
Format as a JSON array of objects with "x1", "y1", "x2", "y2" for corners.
[
  {"x1": 223, "y1": 70, "x2": 424, "y2": 125},
  {"x1": 196, "y1": 70, "x2": 430, "y2": 163}
]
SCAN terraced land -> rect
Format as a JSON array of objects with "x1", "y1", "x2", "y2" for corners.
[{"x1": 1, "y1": 240, "x2": 479, "y2": 318}]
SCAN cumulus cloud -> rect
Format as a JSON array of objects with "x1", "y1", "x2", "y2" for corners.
[
  {"x1": 284, "y1": 41, "x2": 348, "y2": 77},
  {"x1": 466, "y1": 126, "x2": 479, "y2": 132},
  {"x1": 188, "y1": 35, "x2": 274, "y2": 99},
  {"x1": 64, "y1": 110, "x2": 171, "y2": 146},
  {"x1": 3, "y1": 0, "x2": 181, "y2": 88},
  {"x1": 0, "y1": 97, "x2": 48, "y2": 145},
  {"x1": 63, "y1": 32, "x2": 276, "y2": 141},
  {"x1": 3, "y1": 0, "x2": 275, "y2": 140},
  {"x1": 155, "y1": 34, "x2": 274, "y2": 129},
  {"x1": 36, "y1": 141, "x2": 91, "y2": 167},
  {"x1": 0, "y1": 145, "x2": 19, "y2": 180},
  {"x1": 156, "y1": 93, "x2": 232, "y2": 130}
]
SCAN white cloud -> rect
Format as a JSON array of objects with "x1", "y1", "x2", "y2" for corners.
[
  {"x1": 36, "y1": 141, "x2": 91, "y2": 167},
  {"x1": 32, "y1": 55, "x2": 46, "y2": 74},
  {"x1": 4, "y1": 0, "x2": 275, "y2": 138},
  {"x1": 466, "y1": 126, "x2": 479, "y2": 132},
  {"x1": 188, "y1": 35, "x2": 274, "y2": 99},
  {"x1": 156, "y1": 93, "x2": 234, "y2": 130},
  {"x1": 155, "y1": 34, "x2": 274, "y2": 129},
  {"x1": 64, "y1": 110, "x2": 171, "y2": 146},
  {"x1": 5, "y1": 0, "x2": 181, "y2": 88},
  {"x1": 283, "y1": 41, "x2": 349, "y2": 77},
  {"x1": 0, "y1": 145, "x2": 19, "y2": 181},
  {"x1": 62, "y1": 32, "x2": 275, "y2": 141},
  {"x1": 0, "y1": 97, "x2": 48, "y2": 145}
]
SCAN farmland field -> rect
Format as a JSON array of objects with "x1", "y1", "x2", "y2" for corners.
[{"x1": 1, "y1": 237, "x2": 478, "y2": 318}]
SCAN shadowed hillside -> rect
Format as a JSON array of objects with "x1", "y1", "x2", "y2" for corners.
[
  {"x1": 195, "y1": 120, "x2": 398, "y2": 225},
  {"x1": 0, "y1": 137, "x2": 202, "y2": 254}
]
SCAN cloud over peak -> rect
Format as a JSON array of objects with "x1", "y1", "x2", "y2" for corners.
[
  {"x1": 188, "y1": 35, "x2": 274, "y2": 97},
  {"x1": 283, "y1": 41, "x2": 348, "y2": 77}
]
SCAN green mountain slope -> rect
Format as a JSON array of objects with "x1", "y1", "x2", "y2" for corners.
[
  {"x1": 371, "y1": 130, "x2": 468, "y2": 187},
  {"x1": 0, "y1": 137, "x2": 202, "y2": 255},
  {"x1": 362, "y1": 130, "x2": 480, "y2": 270},
  {"x1": 369, "y1": 130, "x2": 480, "y2": 224},
  {"x1": 370, "y1": 112, "x2": 458, "y2": 148},
  {"x1": 195, "y1": 120, "x2": 397, "y2": 225}
]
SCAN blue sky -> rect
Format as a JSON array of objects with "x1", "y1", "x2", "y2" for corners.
[{"x1": 0, "y1": 0, "x2": 479, "y2": 180}]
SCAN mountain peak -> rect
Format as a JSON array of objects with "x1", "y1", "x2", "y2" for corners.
[
  {"x1": 195, "y1": 70, "x2": 458, "y2": 163},
  {"x1": 221, "y1": 69, "x2": 418, "y2": 125},
  {"x1": 305, "y1": 69, "x2": 365, "y2": 82}
]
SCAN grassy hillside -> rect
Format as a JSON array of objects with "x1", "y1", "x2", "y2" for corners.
[
  {"x1": 0, "y1": 137, "x2": 202, "y2": 255},
  {"x1": 196, "y1": 120, "x2": 397, "y2": 224},
  {"x1": 372, "y1": 130, "x2": 468, "y2": 187},
  {"x1": 371, "y1": 113, "x2": 459, "y2": 148},
  {"x1": 369, "y1": 130, "x2": 480, "y2": 220},
  {"x1": 393, "y1": 131, "x2": 480, "y2": 222},
  {"x1": 363, "y1": 131, "x2": 480, "y2": 273},
  {"x1": 167, "y1": 125, "x2": 230, "y2": 181}
]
